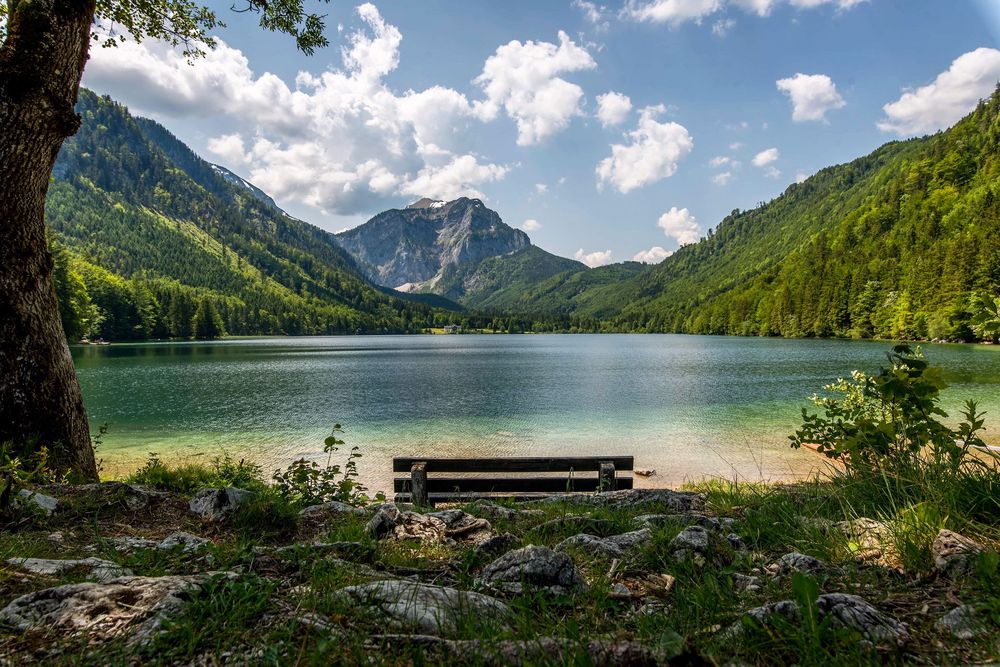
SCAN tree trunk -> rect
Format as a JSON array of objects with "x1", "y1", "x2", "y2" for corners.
[{"x1": 0, "y1": 0, "x2": 98, "y2": 480}]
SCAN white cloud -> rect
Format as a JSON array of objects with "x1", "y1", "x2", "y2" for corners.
[
  {"x1": 596, "y1": 105, "x2": 694, "y2": 193},
  {"x1": 522, "y1": 218, "x2": 542, "y2": 231},
  {"x1": 575, "y1": 248, "x2": 614, "y2": 267},
  {"x1": 776, "y1": 73, "x2": 846, "y2": 122},
  {"x1": 657, "y1": 207, "x2": 700, "y2": 245},
  {"x1": 795, "y1": 171, "x2": 809, "y2": 183},
  {"x1": 764, "y1": 166, "x2": 782, "y2": 179},
  {"x1": 712, "y1": 171, "x2": 734, "y2": 185},
  {"x1": 474, "y1": 31, "x2": 596, "y2": 146},
  {"x1": 752, "y1": 147, "x2": 779, "y2": 166},
  {"x1": 729, "y1": 141, "x2": 745, "y2": 150},
  {"x1": 878, "y1": 47, "x2": 1000, "y2": 136},
  {"x1": 573, "y1": 0, "x2": 611, "y2": 31},
  {"x1": 712, "y1": 18, "x2": 736, "y2": 36},
  {"x1": 625, "y1": 0, "x2": 867, "y2": 25},
  {"x1": 83, "y1": 5, "x2": 509, "y2": 216},
  {"x1": 624, "y1": 0, "x2": 723, "y2": 26},
  {"x1": 709, "y1": 155, "x2": 732, "y2": 167},
  {"x1": 633, "y1": 246, "x2": 673, "y2": 263},
  {"x1": 596, "y1": 91, "x2": 633, "y2": 127}
]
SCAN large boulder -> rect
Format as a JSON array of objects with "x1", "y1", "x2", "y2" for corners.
[
  {"x1": 7, "y1": 557, "x2": 131, "y2": 583},
  {"x1": 555, "y1": 529, "x2": 652, "y2": 558},
  {"x1": 16, "y1": 489, "x2": 59, "y2": 516},
  {"x1": 771, "y1": 552, "x2": 831, "y2": 577},
  {"x1": 479, "y1": 545, "x2": 586, "y2": 595},
  {"x1": 189, "y1": 487, "x2": 253, "y2": 522},
  {"x1": 0, "y1": 574, "x2": 231, "y2": 645},
  {"x1": 932, "y1": 529, "x2": 985, "y2": 578},
  {"x1": 737, "y1": 593, "x2": 909, "y2": 646},
  {"x1": 336, "y1": 580, "x2": 509, "y2": 633},
  {"x1": 935, "y1": 605, "x2": 988, "y2": 640},
  {"x1": 366, "y1": 505, "x2": 492, "y2": 545}
]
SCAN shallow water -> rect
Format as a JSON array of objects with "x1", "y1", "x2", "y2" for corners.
[{"x1": 72, "y1": 335, "x2": 1000, "y2": 493}]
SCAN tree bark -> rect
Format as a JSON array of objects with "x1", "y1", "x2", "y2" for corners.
[{"x1": 0, "y1": 0, "x2": 98, "y2": 480}]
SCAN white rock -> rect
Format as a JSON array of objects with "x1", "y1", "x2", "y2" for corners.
[
  {"x1": 337, "y1": 580, "x2": 509, "y2": 633},
  {"x1": 8, "y1": 557, "x2": 132, "y2": 583}
]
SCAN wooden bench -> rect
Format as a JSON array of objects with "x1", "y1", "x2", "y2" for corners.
[{"x1": 393, "y1": 456, "x2": 634, "y2": 505}]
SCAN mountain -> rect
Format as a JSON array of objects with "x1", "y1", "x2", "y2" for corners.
[
  {"x1": 335, "y1": 198, "x2": 587, "y2": 303},
  {"x1": 505, "y1": 88, "x2": 1000, "y2": 340},
  {"x1": 46, "y1": 90, "x2": 451, "y2": 340}
]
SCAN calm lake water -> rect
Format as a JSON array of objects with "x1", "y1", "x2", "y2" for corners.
[{"x1": 71, "y1": 335, "x2": 1000, "y2": 492}]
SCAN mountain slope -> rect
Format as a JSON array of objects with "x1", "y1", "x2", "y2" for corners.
[
  {"x1": 47, "y1": 90, "x2": 446, "y2": 340},
  {"x1": 511, "y1": 89, "x2": 1000, "y2": 339}
]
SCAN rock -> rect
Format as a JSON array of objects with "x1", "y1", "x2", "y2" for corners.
[
  {"x1": 835, "y1": 518, "x2": 892, "y2": 564},
  {"x1": 466, "y1": 501, "x2": 544, "y2": 520},
  {"x1": 772, "y1": 552, "x2": 829, "y2": 576},
  {"x1": 367, "y1": 635, "x2": 662, "y2": 666},
  {"x1": 0, "y1": 574, "x2": 230, "y2": 644},
  {"x1": 555, "y1": 534, "x2": 624, "y2": 559},
  {"x1": 16, "y1": 489, "x2": 58, "y2": 516},
  {"x1": 731, "y1": 573, "x2": 762, "y2": 594},
  {"x1": 474, "y1": 533, "x2": 520, "y2": 559},
  {"x1": 391, "y1": 512, "x2": 449, "y2": 542},
  {"x1": 158, "y1": 531, "x2": 211, "y2": 553},
  {"x1": 737, "y1": 593, "x2": 909, "y2": 646},
  {"x1": 611, "y1": 573, "x2": 676, "y2": 600},
  {"x1": 609, "y1": 582, "x2": 632, "y2": 599},
  {"x1": 299, "y1": 501, "x2": 367, "y2": 519},
  {"x1": 189, "y1": 487, "x2": 253, "y2": 522},
  {"x1": 606, "y1": 529, "x2": 652, "y2": 550},
  {"x1": 426, "y1": 510, "x2": 492, "y2": 544},
  {"x1": 531, "y1": 489, "x2": 704, "y2": 513},
  {"x1": 479, "y1": 545, "x2": 586, "y2": 595},
  {"x1": 669, "y1": 525, "x2": 711, "y2": 552},
  {"x1": 336, "y1": 580, "x2": 509, "y2": 633},
  {"x1": 932, "y1": 529, "x2": 985, "y2": 578},
  {"x1": 935, "y1": 605, "x2": 988, "y2": 640},
  {"x1": 7, "y1": 557, "x2": 132, "y2": 583},
  {"x1": 726, "y1": 534, "x2": 747, "y2": 552},
  {"x1": 367, "y1": 504, "x2": 404, "y2": 538},
  {"x1": 110, "y1": 536, "x2": 159, "y2": 551}
]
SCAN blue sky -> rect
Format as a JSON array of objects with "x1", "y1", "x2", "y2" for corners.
[{"x1": 82, "y1": 0, "x2": 1000, "y2": 266}]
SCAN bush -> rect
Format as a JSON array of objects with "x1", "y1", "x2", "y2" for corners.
[{"x1": 126, "y1": 452, "x2": 264, "y2": 493}]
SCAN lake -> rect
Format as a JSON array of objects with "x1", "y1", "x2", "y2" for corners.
[{"x1": 71, "y1": 335, "x2": 1000, "y2": 493}]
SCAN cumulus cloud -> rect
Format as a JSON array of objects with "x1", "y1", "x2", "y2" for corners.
[
  {"x1": 474, "y1": 31, "x2": 596, "y2": 146},
  {"x1": 709, "y1": 155, "x2": 732, "y2": 167},
  {"x1": 752, "y1": 147, "x2": 779, "y2": 166},
  {"x1": 596, "y1": 91, "x2": 633, "y2": 127},
  {"x1": 83, "y1": 5, "x2": 516, "y2": 216},
  {"x1": 633, "y1": 246, "x2": 673, "y2": 263},
  {"x1": 575, "y1": 248, "x2": 614, "y2": 267},
  {"x1": 776, "y1": 73, "x2": 846, "y2": 122},
  {"x1": 596, "y1": 105, "x2": 694, "y2": 193},
  {"x1": 712, "y1": 171, "x2": 734, "y2": 186},
  {"x1": 763, "y1": 166, "x2": 782, "y2": 179},
  {"x1": 878, "y1": 47, "x2": 1000, "y2": 136},
  {"x1": 625, "y1": 0, "x2": 867, "y2": 25},
  {"x1": 573, "y1": 0, "x2": 611, "y2": 31},
  {"x1": 522, "y1": 219, "x2": 542, "y2": 231},
  {"x1": 658, "y1": 207, "x2": 700, "y2": 245},
  {"x1": 535, "y1": 183, "x2": 549, "y2": 194}
]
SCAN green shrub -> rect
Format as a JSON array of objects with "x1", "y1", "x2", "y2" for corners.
[{"x1": 272, "y1": 424, "x2": 382, "y2": 507}]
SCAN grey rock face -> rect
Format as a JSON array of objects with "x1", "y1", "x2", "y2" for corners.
[
  {"x1": 8, "y1": 557, "x2": 132, "y2": 583},
  {"x1": 189, "y1": 487, "x2": 253, "y2": 522},
  {"x1": 335, "y1": 198, "x2": 530, "y2": 290},
  {"x1": 669, "y1": 526, "x2": 711, "y2": 554},
  {"x1": 738, "y1": 593, "x2": 909, "y2": 646},
  {"x1": 731, "y1": 573, "x2": 763, "y2": 594},
  {"x1": 16, "y1": 489, "x2": 58, "y2": 515},
  {"x1": 0, "y1": 574, "x2": 228, "y2": 644},
  {"x1": 479, "y1": 545, "x2": 586, "y2": 595},
  {"x1": 474, "y1": 533, "x2": 520, "y2": 559},
  {"x1": 367, "y1": 504, "x2": 404, "y2": 538},
  {"x1": 773, "y1": 552, "x2": 829, "y2": 576},
  {"x1": 936, "y1": 605, "x2": 988, "y2": 639},
  {"x1": 555, "y1": 534, "x2": 624, "y2": 559},
  {"x1": 158, "y1": 531, "x2": 211, "y2": 553},
  {"x1": 337, "y1": 580, "x2": 509, "y2": 633},
  {"x1": 932, "y1": 529, "x2": 985, "y2": 578}
]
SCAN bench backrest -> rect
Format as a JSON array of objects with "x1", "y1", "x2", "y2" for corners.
[{"x1": 393, "y1": 456, "x2": 634, "y2": 504}]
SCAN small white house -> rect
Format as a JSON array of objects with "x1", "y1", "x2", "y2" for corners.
[{"x1": 443, "y1": 324, "x2": 461, "y2": 333}]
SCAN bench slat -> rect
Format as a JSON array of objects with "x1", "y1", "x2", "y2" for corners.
[
  {"x1": 392, "y1": 456, "x2": 634, "y2": 473},
  {"x1": 393, "y1": 476, "x2": 633, "y2": 493}
]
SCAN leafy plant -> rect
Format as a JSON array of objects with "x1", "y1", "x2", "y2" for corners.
[
  {"x1": 271, "y1": 424, "x2": 382, "y2": 507},
  {"x1": 791, "y1": 345, "x2": 987, "y2": 472}
]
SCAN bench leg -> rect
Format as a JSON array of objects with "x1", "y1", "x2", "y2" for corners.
[
  {"x1": 411, "y1": 462, "x2": 429, "y2": 507},
  {"x1": 598, "y1": 461, "x2": 617, "y2": 493}
]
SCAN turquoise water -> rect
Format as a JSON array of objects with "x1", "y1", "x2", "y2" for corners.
[{"x1": 71, "y1": 335, "x2": 1000, "y2": 492}]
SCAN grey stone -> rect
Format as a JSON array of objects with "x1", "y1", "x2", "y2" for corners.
[
  {"x1": 555, "y1": 534, "x2": 624, "y2": 559},
  {"x1": 158, "y1": 531, "x2": 211, "y2": 553},
  {"x1": 669, "y1": 525, "x2": 711, "y2": 553},
  {"x1": 726, "y1": 534, "x2": 747, "y2": 552},
  {"x1": 7, "y1": 557, "x2": 132, "y2": 583},
  {"x1": 367, "y1": 506, "x2": 492, "y2": 545},
  {"x1": 738, "y1": 593, "x2": 909, "y2": 646},
  {"x1": 474, "y1": 533, "x2": 520, "y2": 559},
  {"x1": 110, "y1": 536, "x2": 159, "y2": 551},
  {"x1": 16, "y1": 489, "x2": 58, "y2": 516},
  {"x1": 188, "y1": 487, "x2": 253, "y2": 522},
  {"x1": 337, "y1": 580, "x2": 509, "y2": 633},
  {"x1": 773, "y1": 552, "x2": 828, "y2": 576},
  {"x1": 366, "y1": 504, "x2": 404, "y2": 538},
  {"x1": 731, "y1": 573, "x2": 762, "y2": 594},
  {"x1": 0, "y1": 574, "x2": 231, "y2": 644},
  {"x1": 299, "y1": 501, "x2": 367, "y2": 519},
  {"x1": 606, "y1": 528, "x2": 652, "y2": 550},
  {"x1": 935, "y1": 605, "x2": 988, "y2": 640},
  {"x1": 479, "y1": 545, "x2": 586, "y2": 595},
  {"x1": 932, "y1": 529, "x2": 985, "y2": 578}
]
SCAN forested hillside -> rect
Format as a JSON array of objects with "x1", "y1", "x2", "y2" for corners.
[
  {"x1": 508, "y1": 88, "x2": 1000, "y2": 340},
  {"x1": 47, "y1": 91, "x2": 448, "y2": 340}
]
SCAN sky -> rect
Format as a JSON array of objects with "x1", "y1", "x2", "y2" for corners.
[{"x1": 81, "y1": 0, "x2": 1000, "y2": 267}]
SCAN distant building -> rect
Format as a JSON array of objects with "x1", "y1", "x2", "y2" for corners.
[{"x1": 443, "y1": 324, "x2": 461, "y2": 333}]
